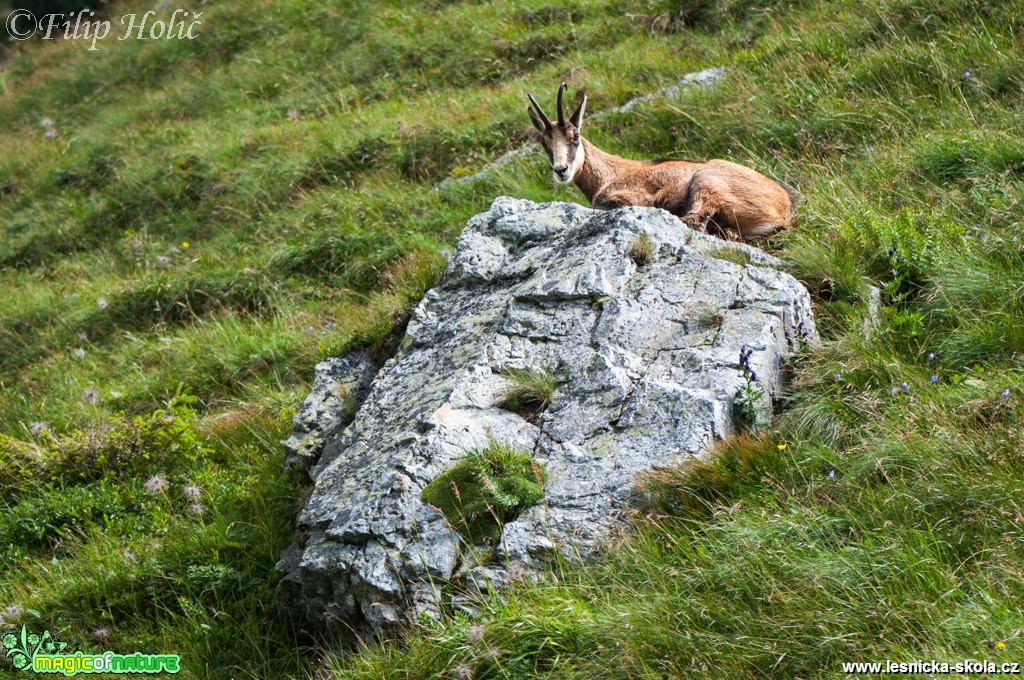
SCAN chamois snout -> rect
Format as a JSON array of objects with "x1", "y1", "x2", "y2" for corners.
[{"x1": 527, "y1": 82, "x2": 588, "y2": 185}]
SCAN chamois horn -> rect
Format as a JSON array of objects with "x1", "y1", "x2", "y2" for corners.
[
  {"x1": 556, "y1": 82, "x2": 567, "y2": 125},
  {"x1": 527, "y1": 93, "x2": 553, "y2": 130}
]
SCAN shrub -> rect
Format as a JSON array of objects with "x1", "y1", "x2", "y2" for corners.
[
  {"x1": 0, "y1": 435, "x2": 42, "y2": 498},
  {"x1": 38, "y1": 397, "x2": 212, "y2": 487},
  {"x1": 421, "y1": 442, "x2": 546, "y2": 545}
]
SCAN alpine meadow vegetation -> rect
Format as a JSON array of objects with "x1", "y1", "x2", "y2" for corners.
[{"x1": 1, "y1": 0, "x2": 1024, "y2": 677}]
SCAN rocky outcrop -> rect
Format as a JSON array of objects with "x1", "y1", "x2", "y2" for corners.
[
  {"x1": 282, "y1": 353, "x2": 379, "y2": 476},
  {"x1": 277, "y1": 198, "x2": 817, "y2": 642}
]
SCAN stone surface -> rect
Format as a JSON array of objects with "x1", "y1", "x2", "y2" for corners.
[
  {"x1": 282, "y1": 352, "x2": 379, "y2": 475},
  {"x1": 277, "y1": 197, "x2": 817, "y2": 642},
  {"x1": 611, "y1": 66, "x2": 728, "y2": 113}
]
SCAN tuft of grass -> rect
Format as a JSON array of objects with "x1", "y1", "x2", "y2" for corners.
[
  {"x1": 627, "y1": 233, "x2": 654, "y2": 267},
  {"x1": 706, "y1": 245, "x2": 752, "y2": 266},
  {"x1": 496, "y1": 367, "x2": 559, "y2": 418},
  {"x1": 421, "y1": 442, "x2": 546, "y2": 545}
]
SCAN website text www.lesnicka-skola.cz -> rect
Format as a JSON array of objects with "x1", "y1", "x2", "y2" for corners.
[{"x1": 841, "y1": 660, "x2": 1020, "y2": 675}]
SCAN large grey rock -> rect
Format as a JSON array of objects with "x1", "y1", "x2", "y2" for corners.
[{"x1": 277, "y1": 197, "x2": 817, "y2": 642}]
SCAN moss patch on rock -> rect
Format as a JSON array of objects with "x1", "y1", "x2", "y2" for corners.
[{"x1": 421, "y1": 442, "x2": 546, "y2": 545}]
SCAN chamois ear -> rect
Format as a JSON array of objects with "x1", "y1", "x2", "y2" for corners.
[
  {"x1": 527, "y1": 106, "x2": 547, "y2": 134},
  {"x1": 569, "y1": 94, "x2": 587, "y2": 130}
]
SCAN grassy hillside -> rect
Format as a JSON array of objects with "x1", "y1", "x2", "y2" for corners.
[{"x1": 1, "y1": 0, "x2": 1023, "y2": 677}]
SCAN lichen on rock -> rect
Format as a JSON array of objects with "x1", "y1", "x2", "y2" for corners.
[{"x1": 277, "y1": 197, "x2": 818, "y2": 643}]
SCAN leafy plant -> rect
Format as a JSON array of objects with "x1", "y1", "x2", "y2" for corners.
[
  {"x1": 736, "y1": 345, "x2": 766, "y2": 431},
  {"x1": 37, "y1": 396, "x2": 213, "y2": 488}
]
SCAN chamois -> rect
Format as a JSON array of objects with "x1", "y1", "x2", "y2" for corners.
[{"x1": 527, "y1": 83, "x2": 797, "y2": 239}]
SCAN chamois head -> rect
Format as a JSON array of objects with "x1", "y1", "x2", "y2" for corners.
[{"x1": 527, "y1": 82, "x2": 587, "y2": 184}]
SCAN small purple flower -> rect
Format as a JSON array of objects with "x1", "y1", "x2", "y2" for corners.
[
  {"x1": 834, "y1": 373, "x2": 842, "y2": 382},
  {"x1": 901, "y1": 382, "x2": 909, "y2": 391},
  {"x1": 182, "y1": 485, "x2": 202, "y2": 500},
  {"x1": 887, "y1": 387, "x2": 895, "y2": 396},
  {"x1": 828, "y1": 470, "x2": 835, "y2": 479},
  {"x1": 189, "y1": 502, "x2": 207, "y2": 516},
  {"x1": 72, "y1": 347, "x2": 86, "y2": 359},
  {"x1": 894, "y1": 199, "x2": 901, "y2": 207},
  {"x1": 963, "y1": 70, "x2": 972, "y2": 79},
  {"x1": 325, "y1": 323, "x2": 334, "y2": 330},
  {"x1": 867, "y1": 146, "x2": 875, "y2": 153},
  {"x1": 930, "y1": 374, "x2": 939, "y2": 384},
  {"x1": 928, "y1": 353, "x2": 935, "y2": 361},
  {"x1": 91, "y1": 627, "x2": 111, "y2": 644},
  {"x1": 1002, "y1": 389, "x2": 1011, "y2": 398}
]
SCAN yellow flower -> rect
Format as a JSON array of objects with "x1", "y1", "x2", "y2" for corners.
[
  {"x1": 997, "y1": 642, "x2": 1006, "y2": 650},
  {"x1": 182, "y1": 241, "x2": 190, "y2": 249},
  {"x1": 777, "y1": 443, "x2": 787, "y2": 451}
]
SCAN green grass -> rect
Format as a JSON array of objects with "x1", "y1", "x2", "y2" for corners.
[
  {"x1": 496, "y1": 367, "x2": 559, "y2": 418},
  {"x1": 626, "y1": 233, "x2": 654, "y2": 267},
  {"x1": 1, "y1": 0, "x2": 1024, "y2": 676}
]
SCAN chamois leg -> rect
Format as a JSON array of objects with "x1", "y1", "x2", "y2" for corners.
[
  {"x1": 591, "y1": 190, "x2": 654, "y2": 211},
  {"x1": 678, "y1": 200, "x2": 716, "y2": 234},
  {"x1": 679, "y1": 174, "x2": 742, "y2": 239}
]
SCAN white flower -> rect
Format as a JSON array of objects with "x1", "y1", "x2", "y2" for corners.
[
  {"x1": 72, "y1": 347, "x2": 86, "y2": 359},
  {"x1": 182, "y1": 485, "x2": 202, "y2": 500},
  {"x1": 144, "y1": 474, "x2": 169, "y2": 494},
  {"x1": 96, "y1": 298, "x2": 108, "y2": 310},
  {"x1": 188, "y1": 502, "x2": 207, "y2": 516}
]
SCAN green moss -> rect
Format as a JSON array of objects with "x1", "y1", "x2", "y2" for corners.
[{"x1": 421, "y1": 442, "x2": 546, "y2": 545}]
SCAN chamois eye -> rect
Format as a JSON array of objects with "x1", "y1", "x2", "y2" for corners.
[{"x1": 571, "y1": 138, "x2": 580, "y2": 147}]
